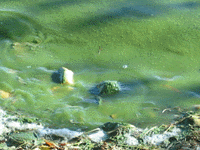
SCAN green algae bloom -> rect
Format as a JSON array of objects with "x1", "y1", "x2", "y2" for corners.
[{"x1": 97, "y1": 81, "x2": 120, "y2": 96}]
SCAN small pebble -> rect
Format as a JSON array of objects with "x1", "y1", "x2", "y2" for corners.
[{"x1": 123, "y1": 65, "x2": 128, "y2": 69}]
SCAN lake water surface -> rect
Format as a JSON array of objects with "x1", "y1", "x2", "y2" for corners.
[{"x1": 0, "y1": 0, "x2": 200, "y2": 130}]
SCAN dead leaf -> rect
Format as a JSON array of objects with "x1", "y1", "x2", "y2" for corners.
[{"x1": 45, "y1": 140, "x2": 56, "y2": 147}]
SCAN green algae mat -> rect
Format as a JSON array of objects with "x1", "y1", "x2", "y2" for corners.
[{"x1": 0, "y1": 0, "x2": 200, "y2": 130}]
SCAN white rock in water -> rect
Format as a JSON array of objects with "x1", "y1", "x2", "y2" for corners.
[
  {"x1": 58, "y1": 67, "x2": 74, "y2": 85},
  {"x1": 123, "y1": 65, "x2": 128, "y2": 69}
]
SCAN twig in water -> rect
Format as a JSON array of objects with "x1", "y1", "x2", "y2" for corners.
[
  {"x1": 98, "y1": 46, "x2": 102, "y2": 54},
  {"x1": 164, "y1": 124, "x2": 174, "y2": 134},
  {"x1": 162, "y1": 108, "x2": 171, "y2": 113}
]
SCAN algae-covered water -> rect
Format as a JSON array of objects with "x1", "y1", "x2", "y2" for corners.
[{"x1": 0, "y1": 0, "x2": 200, "y2": 130}]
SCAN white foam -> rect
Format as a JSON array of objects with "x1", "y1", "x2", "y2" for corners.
[
  {"x1": 0, "y1": 109, "x2": 7, "y2": 135},
  {"x1": 88, "y1": 129, "x2": 107, "y2": 142},
  {"x1": 0, "y1": 109, "x2": 12, "y2": 135},
  {"x1": 0, "y1": 66, "x2": 19, "y2": 74},
  {"x1": 26, "y1": 78, "x2": 41, "y2": 82},
  {"x1": 0, "y1": 108, "x2": 44, "y2": 136},
  {"x1": 125, "y1": 133, "x2": 139, "y2": 145},
  {"x1": 154, "y1": 75, "x2": 182, "y2": 81},
  {"x1": 37, "y1": 67, "x2": 55, "y2": 73},
  {"x1": 38, "y1": 128, "x2": 83, "y2": 140},
  {"x1": 37, "y1": 128, "x2": 108, "y2": 142},
  {"x1": 143, "y1": 127, "x2": 181, "y2": 145},
  {"x1": 6, "y1": 121, "x2": 43, "y2": 130}
]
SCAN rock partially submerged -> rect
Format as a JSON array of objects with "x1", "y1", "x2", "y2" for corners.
[
  {"x1": 58, "y1": 67, "x2": 74, "y2": 85},
  {"x1": 97, "y1": 81, "x2": 120, "y2": 96}
]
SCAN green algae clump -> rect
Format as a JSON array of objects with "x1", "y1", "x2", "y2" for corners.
[{"x1": 97, "y1": 81, "x2": 120, "y2": 96}]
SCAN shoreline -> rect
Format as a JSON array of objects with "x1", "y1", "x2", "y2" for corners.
[{"x1": 0, "y1": 107, "x2": 200, "y2": 149}]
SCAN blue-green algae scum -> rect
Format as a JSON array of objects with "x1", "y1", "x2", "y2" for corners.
[{"x1": 0, "y1": 0, "x2": 200, "y2": 130}]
